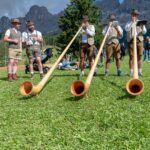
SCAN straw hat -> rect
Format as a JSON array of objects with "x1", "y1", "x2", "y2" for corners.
[
  {"x1": 131, "y1": 9, "x2": 140, "y2": 15},
  {"x1": 11, "y1": 18, "x2": 21, "y2": 24}
]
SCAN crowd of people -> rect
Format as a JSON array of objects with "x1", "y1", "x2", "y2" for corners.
[
  {"x1": 3, "y1": 8, "x2": 149, "y2": 81},
  {"x1": 79, "y1": 9, "x2": 148, "y2": 77}
]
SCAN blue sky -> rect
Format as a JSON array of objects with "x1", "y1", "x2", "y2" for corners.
[
  {"x1": 119, "y1": 0, "x2": 124, "y2": 3},
  {"x1": 0, "y1": 0, "x2": 124, "y2": 18}
]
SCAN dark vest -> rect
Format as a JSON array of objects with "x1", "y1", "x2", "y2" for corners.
[{"x1": 9, "y1": 28, "x2": 21, "y2": 49}]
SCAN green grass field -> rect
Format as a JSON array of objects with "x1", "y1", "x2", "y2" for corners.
[{"x1": 0, "y1": 58, "x2": 150, "y2": 150}]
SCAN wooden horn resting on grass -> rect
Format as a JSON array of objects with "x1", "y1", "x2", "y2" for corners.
[
  {"x1": 126, "y1": 22, "x2": 144, "y2": 96},
  {"x1": 20, "y1": 26, "x2": 83, "y2": 96},
  {"x1": 70, "y1": 23, "x2": 112, "y2": 97}
]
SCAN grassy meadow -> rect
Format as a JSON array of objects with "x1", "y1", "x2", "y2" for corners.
[{"x1": 0, "y1": 56, "x2": 150, "y2": 150}]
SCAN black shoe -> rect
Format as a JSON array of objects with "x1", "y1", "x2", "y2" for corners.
[
  {"x1": 117, "y1": 70, "x2": 125, "y2": 76},
  {"x1": 93, "y1": 72, "x2": 97, "y2": 76},
  {"x1": 40, "y1": 74, "x2": 44, "y2": 79}
]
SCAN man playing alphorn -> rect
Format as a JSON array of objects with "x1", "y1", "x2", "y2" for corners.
[
  {"x1": 80, "y1": 16, "x2": 96, "y2": 76},
  {"x1": 125, "y1": 9, "x2": 147, "y2": 76},
  {"x1": 103, "y1": 15, "x2": 124, "y2": 76}
]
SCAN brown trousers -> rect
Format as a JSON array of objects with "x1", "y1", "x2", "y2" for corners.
[
  {"x1": 128, "y1": 41, "x2": 144, "y2": 56},
  {"x1": 105, "y1": 43, "x2": 121, "y2": 70},
  {"x1": 80, "y1": 43, "x2": 94, "y2": 70},
  {"x1": 128, "y1": 41, "x2": 144, "y2": 70},
  {"x1": 106, "y1": 43, "x2": 120, "y2": 60}
]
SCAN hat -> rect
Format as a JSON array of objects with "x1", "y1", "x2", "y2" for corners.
[
  {"x1": 26, "y1": 20, "x2": 34, "y2": 27},
  {"x1": 131, "y1": 9, "x2": 140, "y2": 15},
  {"x1": 82, "y1": 16, "x2": 89, "y2": 21},
  {"x1": 108, "y1": 14, "x2": 116, "y2": 21},
  {"x1": 11, "y1": 18, "x2": 21, "y2": 24}
]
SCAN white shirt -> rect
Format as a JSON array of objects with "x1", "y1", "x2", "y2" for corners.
[
  {"x1": 5, "y1": 28, "x2": 19, "y2": 37},
  {"x1": 102, "y1": 25, "x2": 123, "y2": 39},
  {"x1": 125, "y1": 21, "x2": 147, "y2": 42},
  {"x1": 125, "y1": 21, "x2": 147, "y2": 34},
  {"x1": 22, "y1": 30, "x2": 42, "y2": 45},
  {"x1": 81, "y1": 25, "x2": 95, "y2": 43}
]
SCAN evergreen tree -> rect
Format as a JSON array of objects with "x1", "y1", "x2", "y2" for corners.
[{"x1": 57, "y1": 0, "x2": 102, "y2": 57}]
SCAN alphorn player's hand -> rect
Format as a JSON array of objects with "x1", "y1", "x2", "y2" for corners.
[{"x1": 82, "y1": 23, "x2": 87, "y2": 30}]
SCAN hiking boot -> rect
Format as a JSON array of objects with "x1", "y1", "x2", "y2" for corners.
[
  {"x1": 8, "y1": 74, "x2": 13, "y2": 82},
  {"x1": 117, "y1": 70, "x2": 125, "y2": 76},
  {"x1": 139, "y1": 72, "x2": 143, "y2": 77},
  {"x1": 104, "y1": 71, "x2": 109, "y2": 77},
  {"x1": 93, "y1": 71, "x2": 97, "y2": 76},
  {"x1": 30, "y1": 74, "x2": 34, "y2": 79},
  {"x1": 12, "y1": 74, "x2": 18, "y2": 80},
  {"x1": 80, "y1": 71, "x2": 85, "y2": 77},
  {"x1": 40, "y1": 73, "x2": 44, "y2": 79}
]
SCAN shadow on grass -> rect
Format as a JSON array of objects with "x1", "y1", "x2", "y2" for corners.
[
  {"x1": 53, "y1": 73, "x2": 121, "y2": 78},
  {"x1": 54, "y1": 74, "x2": 84, "y2": 82},
  {"x1": 65, "y1": 96, "x2": 84, "y2": 101},
  {"x1": 102, "y1": 78, "x2": 125, "y2": 91},
  {"x1": 19, "y1": 76, "x2": 30, "y2": 79},
  {"x1": 117, "y1": 94, "x2": 137, "y2": 100},
  {"x1": 101, "y1": 78, "x2": 137, "y2": 100},
  {"x1": 0, "y1": 77, "x2": 7, "y2": 81},
  {"x1": 0, "y1": 76, "x2": 30, "y2": 81},
  {"x1": 54, "y1": 74, "x2": 79, "y2": 77},
  {"x1": 19, "y1": 95, "x2": 34, "y2": 101}
]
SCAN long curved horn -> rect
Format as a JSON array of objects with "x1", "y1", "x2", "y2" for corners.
[
  {"x1": 70, "y1": 23, "x2": 112, "y2": 97},
  {"x1": 20, "y1": 26, "x2": 83, "y2": 96},
  {"x1": 126, "y1": 22, "x2": 144, "y2": 96}
]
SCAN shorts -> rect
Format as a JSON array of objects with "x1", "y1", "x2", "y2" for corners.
[
  {"x1": 80, "y1": 43, "x2": 94, "y2": 59},
  {"x1": 128, "y1": 41, "x2": 144, "y2": 56},
  {"x1": 106, "y1": 43, "x2": 120, "y2": 59},
  {"x1": 8, "y1": 48, "x2": 22, "y2": 60},
  {"x1": 26, "y1": 45, "x2": 41, "y2": 59}
]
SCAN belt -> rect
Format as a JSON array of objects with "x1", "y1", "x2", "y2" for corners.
[{"x1": 27, "y1": 44, "x2": 40, "y2": 46}]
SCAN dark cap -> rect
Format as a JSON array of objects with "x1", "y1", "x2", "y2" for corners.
[
  {"x1": 131, "y1": 9, "x2": 140, "y2": 15},
  {"x1": 26, "y1": 20, "x2": 34, "y2": 27},
  {"x1": 11, "y1": 18, "x2": 21, "y2": 24},
  {"x1": 108, "y1": 14, "x2": 116, "y2": 21}
]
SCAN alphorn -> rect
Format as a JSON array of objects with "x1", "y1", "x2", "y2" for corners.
[
  {"x1": 20, "y1": 26, "x2": 83, "y2": 96},
  {"x1": 126, "y1": 22, "x2": 144, "y2": 96},
  {"x1": 70, "y1": 23, "x2": 112, "y2": 97}
]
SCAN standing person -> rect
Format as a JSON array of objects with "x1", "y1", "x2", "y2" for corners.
[
  {"x1": 103, "y1": 15, "x2": 124, "y2": 77},
  {"x1": 125, "y1": 9, "x2": 147, "y2": 76},
  {"x1": 80, "y1": 16, "x2": 96, "y2": 76},
  {"x1": 144, "y1": 36, "x2": 150, "y2": 62},
  {"x1": 4, "y1": 18, "x2": 22, "y2": 81},
  {"x1": 22, "y1": 21, "x2": 43, "y2": 79}
]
